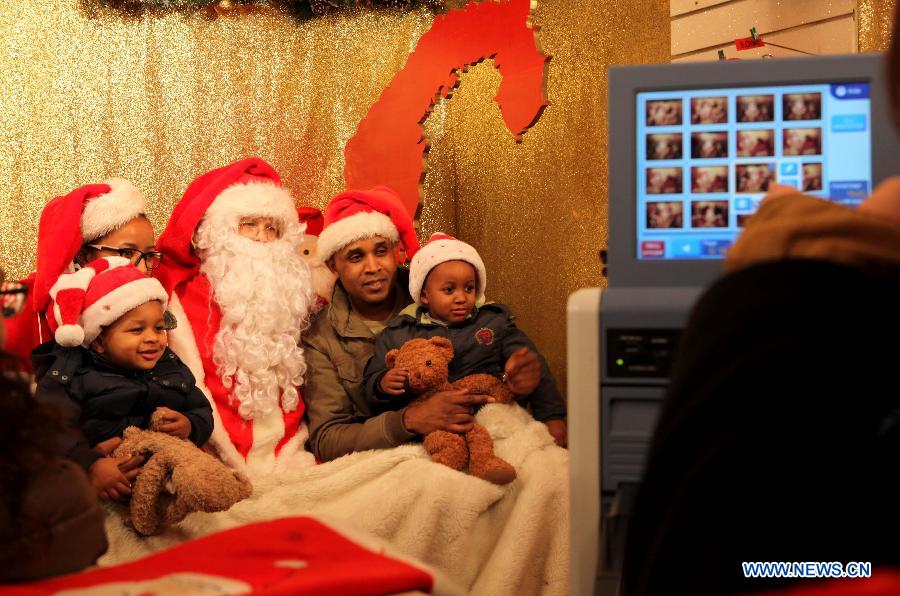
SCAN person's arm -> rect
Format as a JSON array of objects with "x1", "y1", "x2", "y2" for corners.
[
  {"x1": 182, "y1": 386, "x2": 214, "y2": 446},
  {"x1": 726, "y1": 187, "x2": 900, "y2": 274},
  {"x1": 304, "y1": 341, "x2": 415, "y2": 462},
  {"x1": 33, "y1": 379, "x2": 102, "y2": 472},
  {"x1": 500, "y1": 313, "x2": 567, "y2": 422}
]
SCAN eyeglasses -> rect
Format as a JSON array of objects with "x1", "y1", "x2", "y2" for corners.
[
  {"x1": 238, "y1": 218, "x2": 281, "y2": 241},
  {"x1": 84, "y1": 245, "x2": 164, "y2": 271}
]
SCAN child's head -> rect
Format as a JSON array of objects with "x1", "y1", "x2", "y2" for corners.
[
  {"x1": 420, "y1": 260, "x2": 478, "y2": 324},
  {"x1": 91, "y1": 300, "x2": 167, "y2": 370},
  {"x1": 77, "y1": 214, "x2": 158, "y2": 273},
  {"x1": 48, "y1": 256, "x2": 169, "y2": 370},
  {"x1": 409, "y1": 233, "x2": 486, "y2": 324}
]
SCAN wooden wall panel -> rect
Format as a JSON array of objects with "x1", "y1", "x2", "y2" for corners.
[
  {"x1": 671, "y1": 0, "x2": 735, "y2": 18},
  {"x1": 671, "y1": 0, "x2": 857, "y2": 60},
  {"x1": 673, "y1": 14, "x2": 858, "y2": 62}
]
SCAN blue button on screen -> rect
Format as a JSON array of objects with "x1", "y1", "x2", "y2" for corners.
[
  {"x1": 780, "y1": 163, "x2": 798, "y2": 176},
  {"x1": 700, "y1": 239, "x2": 731, "y2": 257},
  {"x1": 831, "y1": 114, "x2": 867, "y2": 132},
  {"x1": 830, "y1": 180, "x2": 869, "y2": 203},
  {"x1": 831, "y1": 83, "x2": 870, "y2": 100},
  {"x1": 673, "y1": 240, "x2": 697, "y2": 257}
]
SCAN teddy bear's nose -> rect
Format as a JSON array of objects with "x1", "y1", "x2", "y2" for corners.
[{"x1": 425, "y1": 360, "x2": 432, "y2": 366}]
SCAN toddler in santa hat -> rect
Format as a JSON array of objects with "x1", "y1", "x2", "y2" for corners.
[
  {"x1": 31, "y1": 257, "x2": 213, "y2": 502},
  {"x1": 362, "y1": 233, "x2": 568, "y2": 446}
]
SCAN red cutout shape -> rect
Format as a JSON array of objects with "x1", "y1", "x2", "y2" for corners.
[
  {"x1": 735, "y1": 35, "x2": 766, "y2": 51},
  {"x1": 343, "y1": 0, "x2": 550, "y2": 216}
]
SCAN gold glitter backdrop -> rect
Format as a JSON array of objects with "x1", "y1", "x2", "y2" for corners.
[
  {"x1": 859, "y1": 0, "x2": 897, "y2": 52},
  {"x1": 0, "y1": 0, "x2": 670, "y2": 395}
]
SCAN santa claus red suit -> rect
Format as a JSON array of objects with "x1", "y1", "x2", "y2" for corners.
[
  {"x1": 5, "y1": 180, "x2": 146, "y2": 366},
  {"x1": 155, "y1": 158, "x2": 317, "y2": 475}
]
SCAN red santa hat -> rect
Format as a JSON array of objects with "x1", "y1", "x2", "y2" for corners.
[
  {"x1": 155, "y1": 157, "x2": 297, "y2": 295},
  {"x1": 408, "y1": 233, "x2": 487, "y2": 305},
  {"x1": 33, "y1": 179, "x2": 146, "y2": 314},
  {"x1": 297, "y1": 206, "x2": 324, "y2": 237},
  {"x1": 48, "y1": 256, "x2": 168, "y2": 347},
  {"x1": 317, "y1": 186, "x2": 420, "y2": 264}
]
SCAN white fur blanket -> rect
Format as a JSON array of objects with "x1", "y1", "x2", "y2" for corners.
[{"x1": 100, "y1": 404, "x2": 570, "y2": 595}]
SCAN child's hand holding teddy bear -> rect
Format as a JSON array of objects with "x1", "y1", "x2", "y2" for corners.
[
  {"x1": 153, "y1": 406, "x2": 192, "y2": 439},
  {"x1": 382, "y1": 345, "x2": 568, "y2": 447},
  {"x1": 89, "y1": 453, "x2": 145, "y2": 502},
  {"x1": 380, "y1": 367, "x2": 409, "y2": 395}
]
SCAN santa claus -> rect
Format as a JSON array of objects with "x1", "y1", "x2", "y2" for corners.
[{"x1": 155, "y1": 158, "x2": 317, "y2": 475}]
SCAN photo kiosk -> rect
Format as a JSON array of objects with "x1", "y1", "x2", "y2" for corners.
[{"x1": 569, "y1": 53, "x2": 900, "y2": 595}]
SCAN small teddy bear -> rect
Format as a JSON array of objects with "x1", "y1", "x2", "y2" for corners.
[
  {"x1": 112, "y1": 411, "x2": 253, "y2": 535},
  {"x1": 385, "y1": 336, "x2": 517, "y2": 485}
]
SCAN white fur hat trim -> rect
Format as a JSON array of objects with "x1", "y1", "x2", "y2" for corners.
[
  {"x1": 409, "y1": 233, "x2": 486, "y2": 305},
  {"x1": 204, "y1": 181, "x2": 298, "y2": 228},
  {"x1": 317, "y1": 211, "x2": 399, "y2": 263},
  {"x1": 80, "y1": 277, "x2": 169, "y2": 345},
  {"x1": 81, "y1": 178, "x2": 146, "y2": 242}
]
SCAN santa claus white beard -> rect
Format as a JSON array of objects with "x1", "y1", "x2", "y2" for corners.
[{"x1": 196, "y1": 219, "x2": 315, "y2": 421}]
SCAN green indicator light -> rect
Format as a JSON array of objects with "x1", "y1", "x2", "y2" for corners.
[{"x1": 616, "y1": 358, "x2": 624, "y2": 366}]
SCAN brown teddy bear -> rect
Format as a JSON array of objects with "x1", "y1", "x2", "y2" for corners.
[
  {"x1": 385, "y1": 336, "x2": 517, "y2": 485},
  {"x1": 112, "y1": 411, "x2": 253, "y2": 536}
]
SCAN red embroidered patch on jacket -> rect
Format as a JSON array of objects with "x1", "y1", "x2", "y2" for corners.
[{"x1": 475, "y1": 327, "x2": 495, "y2": 346}]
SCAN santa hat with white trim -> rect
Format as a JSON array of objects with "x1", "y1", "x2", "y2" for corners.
[
  {"x1": 408, "y1": 233, "x2": 487, "y2": 305},
  {"x1": 33, "y1": 179, "x2": 146, "y2": 315},
  {"x1": 297, "y1": 206, "x2": 324, "y2": 237},
  {"x1": 48, "y1": 256, "x2": 169, "y2": 347},
  {"x1": 155, "y1": 157, "x2": 298, "y2": 295},
  {"x1": 317, "y1": 186, "x2": 420, "y2": 264}
]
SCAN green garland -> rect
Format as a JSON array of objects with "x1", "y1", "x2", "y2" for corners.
[{"x1": 101, "y1": 0, "x2": 447, "y2": 19}]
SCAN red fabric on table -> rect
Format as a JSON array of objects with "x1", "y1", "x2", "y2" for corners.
[{"x1": 0, "y1": 516, "x2": 434, "y2": 595}]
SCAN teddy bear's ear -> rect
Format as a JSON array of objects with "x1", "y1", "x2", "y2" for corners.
[
  {"x1": 386, "y1": 349, "x2": 400, "y2": 369},
  {"x1": 430, "y1": 336, "x2": 453, "y2": 356}
]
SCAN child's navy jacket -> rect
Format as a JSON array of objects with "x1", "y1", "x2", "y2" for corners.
[{"x1": 32, "y1": 341, "x2": 213, "y2": 470}]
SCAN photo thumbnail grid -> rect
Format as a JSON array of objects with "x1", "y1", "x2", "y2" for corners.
[
  {"x1": 631, "y1": 80, "x2": 880, "y2": 261},
  {"x1": 639, "y1": 89, "x2": 828, "y2": 251}
]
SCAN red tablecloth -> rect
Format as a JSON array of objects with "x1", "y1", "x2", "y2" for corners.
[{"x1": 0, "y1": 516, "x2": 434, "y2": 595}]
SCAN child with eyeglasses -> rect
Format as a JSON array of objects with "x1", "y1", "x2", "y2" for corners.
[
  {"x1": 4, "y1": 180, "x2": 163, "y2": 368},
  {"x1": 78, "y1": 243, "x2": 164, "y2": 272}
]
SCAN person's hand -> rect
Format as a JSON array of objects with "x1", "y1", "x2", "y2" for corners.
[
  {"x1": 154, "y1": 407, "x2": 191, "y2": 439},
  {"x1": 545, "y1": 419, "x2": 568, "y2": 448},
  {"x1": 762, "y1": 182, "x2": 800, "y2": 201},
  {"x1": 402, "y1": 389, "x2": 496, "y2": 435},
  {"x1": 94, "y1": 436, "x2": 122, "y2": 456},
  {"x1": 380, "y1": 367, "x2": 409, "y2": 395},
  {"x1": 118, "y1": 454, "x2": 145, "y2": 485},
  {"x1": 859, "y1": 176, "x2": 900, "y2": 225},
  {"x1": 504, "y1": 348, "x2": 541, "y2": 395},
  {"x1": 89, "y1": 454, "x2": 144, "y2": 501}
]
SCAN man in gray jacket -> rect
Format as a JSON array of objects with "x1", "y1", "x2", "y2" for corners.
[{"x1": 303, "y1": 187, "x2": 540, "y2": 461}]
